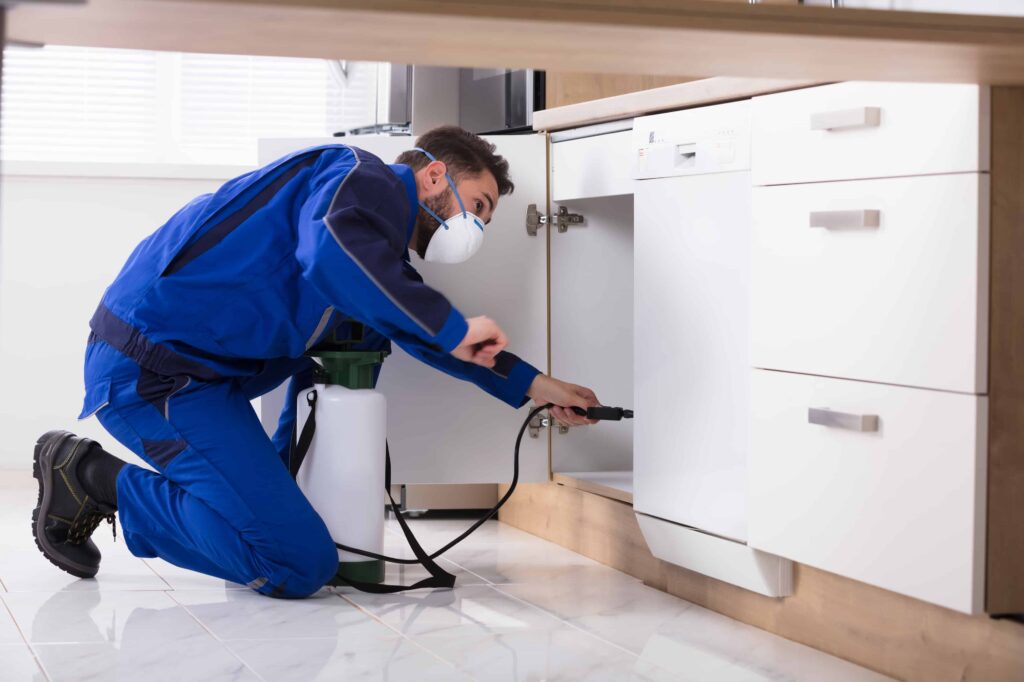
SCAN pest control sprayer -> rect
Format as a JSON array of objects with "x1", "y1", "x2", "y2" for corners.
[
  {"x1": 288, "y1": 322, "x2": 634, "y2": 594},
  {"x1": 291, "y1": 324, "x2": 389, "y2": 586}
]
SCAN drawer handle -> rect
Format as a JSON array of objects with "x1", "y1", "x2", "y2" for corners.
[
  {"x1": 808, "y1": 408, "x2": 879, "y2": 433},
  {"x1": 809, "y1": 209, "x2": 880, "y2": 229},
  {"x1": 809, "y1": 107, "x2": 881, "y2": 132}
]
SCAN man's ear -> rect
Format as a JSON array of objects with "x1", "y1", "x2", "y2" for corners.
[{"x1": 420, "y1": 160, "x2": 448, "y2": 197}]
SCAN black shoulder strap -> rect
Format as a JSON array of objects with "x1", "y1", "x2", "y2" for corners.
[
  {"x1": 290, "y1": 389, "x2": 551, "y2": 593},
  {"x1": 288, "y1": 390, "x2": 318, "y2": 479},
  {"x1": 330, "y1": 448, "x2": 455, "y2": 592},
  {"x1": 289, "y1": 389, "x2": 455, "y2": 592}
]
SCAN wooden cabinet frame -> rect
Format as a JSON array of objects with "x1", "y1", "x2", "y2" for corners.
[
  {"x1": 9, "y1": 0, "x2": 1024, "y2": 84},
  {"x1": 986, "y1": 86, "x2": 1024, "y2": 616}
]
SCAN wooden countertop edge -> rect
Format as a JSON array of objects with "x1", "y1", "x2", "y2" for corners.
[{"x1": 533, "y1": 77, "x2": 821, "y2": 131}]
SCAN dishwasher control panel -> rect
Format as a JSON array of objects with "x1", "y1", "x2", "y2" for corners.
[{"x1": 633, "y1": 99, "x2": 751, "y2": 179}]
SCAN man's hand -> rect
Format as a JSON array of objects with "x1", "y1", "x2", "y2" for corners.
[
  {"x1": 450, "y1": 316, "x2": 508, "y2": 368},
  {"x1": 527, "y1": 375, "x2": 601, "y2": 427}
]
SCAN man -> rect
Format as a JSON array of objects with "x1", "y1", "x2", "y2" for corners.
[{"x1": 31, "y1": 126, "x2": 600, "y2": 599}]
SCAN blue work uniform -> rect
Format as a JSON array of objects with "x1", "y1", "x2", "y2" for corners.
[{"x1": 78, "y1": 144, "x2": 541, "y2": 598}]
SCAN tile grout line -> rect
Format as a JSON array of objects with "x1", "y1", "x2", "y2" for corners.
[
  {"x1": 164, "y1": 590, "x2": 270, "y2": 682},
  {"x1": 430, "y1": 552, "x2": 497, "y2": 586},
  {"x1": 481, "y1": 582, "x2": 669, "y2": 663},
  {"x1": 391, "y1": 519, "x2": 648, "y2": 584},
  {"x1": 433, "y1": 550, "x2": 645, "y2": 590},
  {"x1": 0, "y1": 592, "x2": 54, "y2": 682},
  {"x1": 139, "y1": 558, "x2": 176, "y2": 591},
  {"x1": 386, "y1": 521, "x2": 652, "y2": 609},
  {"x1": 440, "y1": 556, "x2": 496, "y2": 587},
  {"x1": 330, "y1": 591, "x2": 470, "y2": 677},
  {"x1": 378, "y1": 525, "x2": 497, "y2": 587},
  {"x1": 337, "y1": 583, "x2": 636, "y2": 679}
]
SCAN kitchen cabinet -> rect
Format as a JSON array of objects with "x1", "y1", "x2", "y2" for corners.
[
  {"x1": 751, "y1": 82, "x2": 988, "y2": 186},
  {"x1": 257, "y1": 79, "x2": 1023, "y2": 616},
  {"x1": 748, "y1": 81, "x2": 994, "y2": 615},
  {"x1": 751, "y1": 173, "x2": 989, "y2": 393},
  {"x1": 13, "y1": 1, "x2": 1024, "y2": 86},
  {"x1": 550, "y1": 126, "x2": 634, "y2": 202},
  {"x1": 549, "y1": 125, "x2": 635, "y2": 485},
  {"x1": 748, "y1": 369, "x2": 987, "y2": 613}
]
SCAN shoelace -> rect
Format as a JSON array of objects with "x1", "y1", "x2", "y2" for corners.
[{"x1": 68, "y1": 511, "x2": 116, "y2": 544}]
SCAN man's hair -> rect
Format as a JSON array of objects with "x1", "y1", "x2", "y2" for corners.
[{"x1": 395, "y1": 126, "x2": 514, "y2": 196}]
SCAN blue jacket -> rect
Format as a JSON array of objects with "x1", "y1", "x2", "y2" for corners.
[{"x1": 87, "y1": 144, "x2": 540, "y2": 408}]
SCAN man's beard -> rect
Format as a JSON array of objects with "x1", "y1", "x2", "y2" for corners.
[{"x1": 411, "y1": 189, "x2": 452, "y2": 259}]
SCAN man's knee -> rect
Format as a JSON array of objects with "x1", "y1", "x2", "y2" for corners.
[
  {"x1": 299, "y1": 532, "x2": 340, "y2": 595},
  {"x1": 257, "y1": 518, "x2": 338, "y2": 598}
]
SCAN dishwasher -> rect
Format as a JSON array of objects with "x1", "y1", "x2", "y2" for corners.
[{"x1": 632, "y1": 100, "x2": 757, "y2": 551}]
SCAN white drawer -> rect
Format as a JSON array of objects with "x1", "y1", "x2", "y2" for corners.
[
  {"x1": 551, "y1": 130, "x2": 633, "y2": 202},
  {"x1": 748, "y1": 369, "x2": 987, "y2": 614},
  {"x1": 752, "y1": 82, "x2": 989, "y2": 186},
  {"x1": 751, "y1": 173, "x2": 989, "y2": 394}
]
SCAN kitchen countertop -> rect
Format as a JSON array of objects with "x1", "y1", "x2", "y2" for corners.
[
  {"x1": 13, "y1": 3, "x2": 1024, "y2": 85},
  {"x1": 532, "y1": 77, "x2": 820, "y2": 131}
]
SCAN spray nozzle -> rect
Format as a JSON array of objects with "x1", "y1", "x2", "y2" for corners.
[{"x1": 570, "y1": 406, "x2": 634, "y2": 421}]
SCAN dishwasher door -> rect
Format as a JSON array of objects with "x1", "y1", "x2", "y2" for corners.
[{"x1": 633, "y1": 170, "x2": 752, "y2": 542}]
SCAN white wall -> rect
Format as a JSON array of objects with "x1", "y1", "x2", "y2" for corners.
[{"x1": 0, "y1": 165, "x2": 240, "y2": 471}]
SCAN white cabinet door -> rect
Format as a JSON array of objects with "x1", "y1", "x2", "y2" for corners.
[
  {"x1": 748, "y1": 369, "x2": 987, "y2": 614},
  {"x1": 549, "y1": 194, "x2": 635, "y2": 474},
  {"x1": 752, "y1": 82, "x2": 988, "y2": 186},
  {"x1": 751, "y1": 173, "x2": 989, "y2": 394},
  {"x1": 551, "y1": 130, "x2": 634, "y2": 202},
  {"x1": 633, "y1": 171, "x2": 752, "y2": 543},
  {"x1": 258, "y1": 135, "x2": 549, "y2": 485}
]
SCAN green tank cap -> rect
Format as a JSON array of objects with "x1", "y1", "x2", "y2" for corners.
[
  {"x1": 313, "y1": 350, "x2": 386, "y2": 389},
  {"x1": 306, "y1": 320, "x2": 388, "y2": 390}
]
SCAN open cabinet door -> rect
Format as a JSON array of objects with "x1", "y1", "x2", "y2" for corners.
[
  {"x1": 257, "y1": 134, "x2": 549, "y2": 485},
  {"x1": 548, "y1": 129, "x2": 635, "y2": 478}
]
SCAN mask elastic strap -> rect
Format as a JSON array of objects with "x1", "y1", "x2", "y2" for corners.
[
  {"x1": 418, "y1": 201, "x2": 450, "y2": 231},
  {"x1": 414, "y1": 146, "x2": 469, "y2": 220}
]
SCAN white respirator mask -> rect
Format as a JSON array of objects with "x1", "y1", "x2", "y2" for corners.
[{"x1": 414, "y1": 147, "x2": 485, "y2": 264}]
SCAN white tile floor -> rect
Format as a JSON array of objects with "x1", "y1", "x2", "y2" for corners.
[{"x1": 0, "y1": 470, "x2": 894, "y2": 681}]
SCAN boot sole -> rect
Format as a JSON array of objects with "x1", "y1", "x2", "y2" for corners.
[{"x1": 32, "y1": 431, "x2": 99, "y2": 579}]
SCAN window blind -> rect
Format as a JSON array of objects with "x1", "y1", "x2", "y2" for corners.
[{"x1": 1, "y1": 45, "x2": 386, "y2": 165}]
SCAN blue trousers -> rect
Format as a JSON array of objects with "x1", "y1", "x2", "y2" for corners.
[{"x1": 81, "y1": 340, "x2": 335, "y2": 598}]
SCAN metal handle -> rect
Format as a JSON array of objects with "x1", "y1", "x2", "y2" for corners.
[
  {"x1": 808, "y1": 407, "x2": 879, "y2": 432},
  {"x1": 810, "y1": 106, "x2": 881, "y2": 132},
  {"x1": 809, "y1": 209, "x2": 880, "y2": 229}
]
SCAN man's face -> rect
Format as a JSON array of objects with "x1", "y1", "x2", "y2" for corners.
[{"x1": 411, "y1": 167, "x2": 499, "y2": 259}]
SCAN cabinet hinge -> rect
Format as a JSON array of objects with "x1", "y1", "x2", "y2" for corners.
[
  {"x1": 527, "y1": 413, "x2": 570, "y2": 438},
  {"x1": 526, "y1": 204, "x2": 585, "y2": 237},
  {"x1": 528, "y1": 413, "x2": 550, "y2": 438}
]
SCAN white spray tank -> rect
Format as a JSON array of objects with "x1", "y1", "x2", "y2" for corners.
[{"x1": 295, "y1": 325, "x2": 388, "y2": 586}]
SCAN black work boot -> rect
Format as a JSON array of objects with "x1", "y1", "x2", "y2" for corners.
[{"x1": 32, "y1": 431, "x2": 122, "y2": 579}]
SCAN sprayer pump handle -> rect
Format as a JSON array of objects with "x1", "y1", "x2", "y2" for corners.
[{"x1": 570, "y1": 405, "x2": 634, "y2": 421}]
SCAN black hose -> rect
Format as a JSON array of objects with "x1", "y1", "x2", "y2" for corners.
[{"x1": 336, "y1": 402, "x2": 553, "y2": 565}]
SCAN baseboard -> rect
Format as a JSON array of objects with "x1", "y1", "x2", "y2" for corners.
[
  {"x1": 401, "y1": 483, "x2": 498, "y2": 510},
  {"x1": 498, "y1": 481, "x2": 1024, "y2": 682}
]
